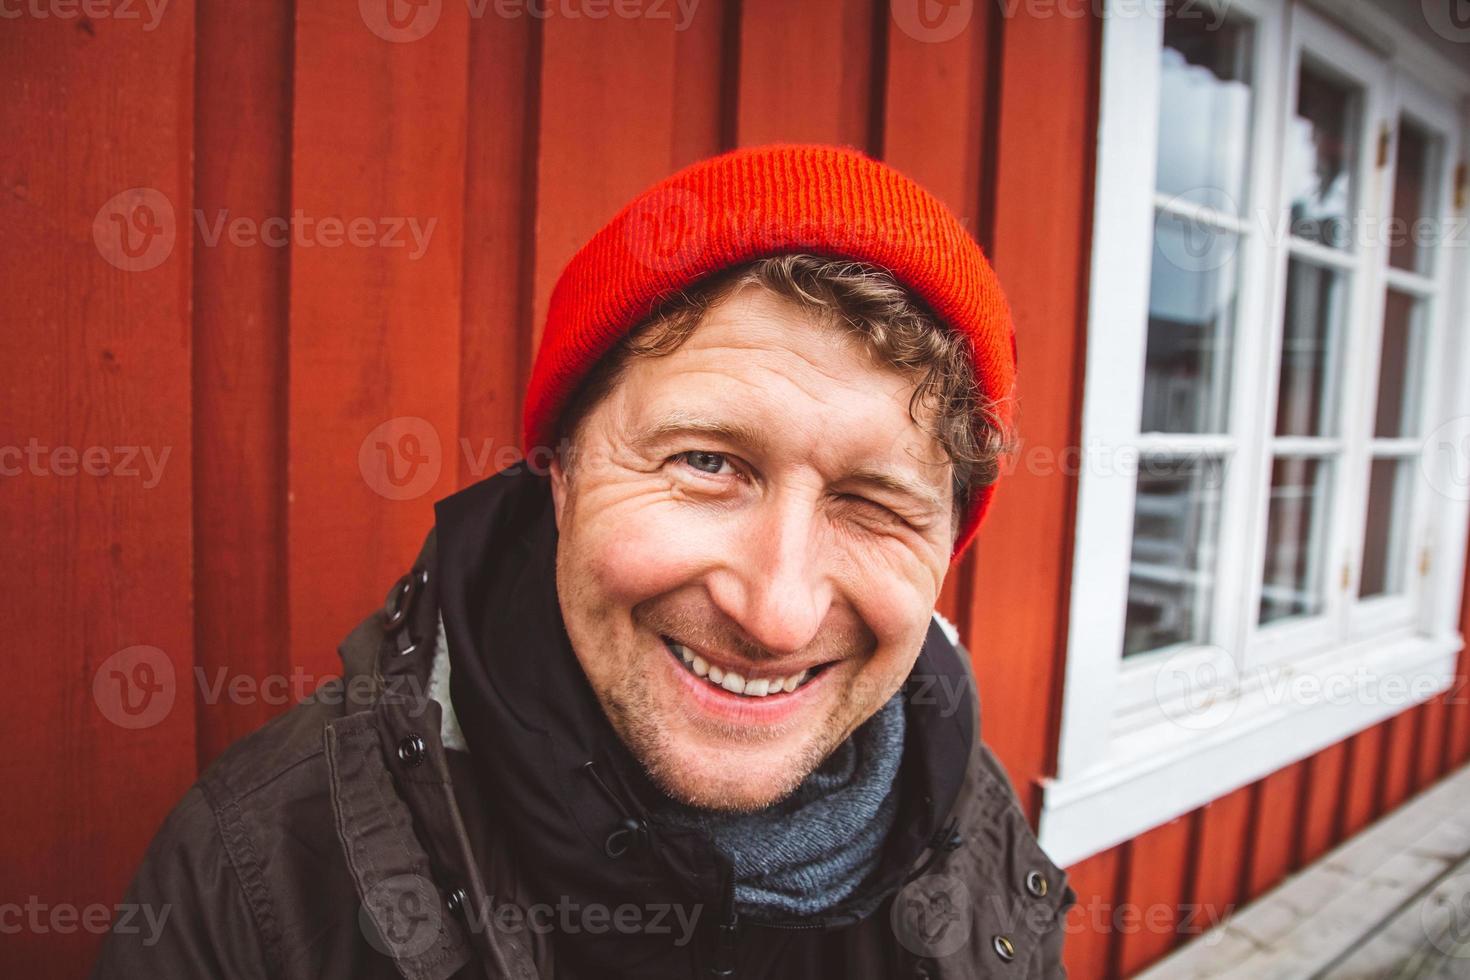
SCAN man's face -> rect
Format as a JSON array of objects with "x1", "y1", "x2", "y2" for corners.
[{"x1": 549, "y1": 285, "x2": 954, "y2": 811}]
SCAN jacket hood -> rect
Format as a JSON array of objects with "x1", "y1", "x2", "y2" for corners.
[{"x1": 433, "y1": 464, "x2": 978, "y2": 974}]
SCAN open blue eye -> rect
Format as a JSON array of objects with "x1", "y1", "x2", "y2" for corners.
[{"x1": 683, "y1": 451, "x2": 727, "y2": 474}]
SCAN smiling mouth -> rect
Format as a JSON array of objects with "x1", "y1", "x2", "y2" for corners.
[{"x1": 660, "y1": 636, "x2": 831, "y2": 699}]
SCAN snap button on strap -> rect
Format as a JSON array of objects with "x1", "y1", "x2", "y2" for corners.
[
  {"x1": 397, "y1": 733, "x2": 426, "y2": 767},
  {"x1": 445, "y1": 886, "x2": 468, "y2": 917},
  {"x1": 383, "y1": 567, "x2": 429, "y2": 632}
]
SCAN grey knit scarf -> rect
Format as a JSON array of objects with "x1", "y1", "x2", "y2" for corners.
[{"x1": 655, "y1": 693, "x2": 905, "y2": 920}]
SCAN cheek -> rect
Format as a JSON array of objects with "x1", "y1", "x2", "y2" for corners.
[{"x1": 570, "y1": 496, "x2": 722, "y2": 608}]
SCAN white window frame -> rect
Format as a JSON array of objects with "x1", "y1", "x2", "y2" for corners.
[{"x1": 1040, "y1": 0, "x2": 1470, "y2": 869}]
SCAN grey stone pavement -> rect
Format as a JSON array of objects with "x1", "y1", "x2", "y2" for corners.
[{"x1": 1136, "y1": 762, "x2": 1470, "y2": 979}]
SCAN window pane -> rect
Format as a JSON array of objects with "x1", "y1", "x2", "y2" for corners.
[
  {"x1": 1389, "y1": 117, "x2": 1441, "y2": 274},
  {"x1": 1142, "y1": 214, "x2": 1240, "y2": 433},
  {"x1": 1276, "y1": 259, "x2": 1347, "y2": 437},
  {"x1": 1123, "y1": 455, "x2": 1224, "y2": 657},
  {"x1": 1260, "y1": 456, "x2": 1332, "y2": 625},
  {"x1": 1156, "y1": 9, "x2": 1253, "y2": 210},
  {"x1": 1286, "y1": 62, "x2": 1360, "y2": 249},
  {"x1": 1374, "y1": 290, "x2": 1426, "y2": 438},
  {"x1": 1359, "y1": 458, "x2": 1411, "y2": 599}
]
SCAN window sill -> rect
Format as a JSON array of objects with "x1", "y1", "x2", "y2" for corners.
[{"x1": 1036, "y1": 630, "x2": 1464, "y2": 869}]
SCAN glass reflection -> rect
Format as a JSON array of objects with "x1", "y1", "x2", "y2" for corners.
[
  {"x1": 1285, "y1": 63, "x2": 1360, "y2": 249},
  {"x1": 1124, "y1": 455, "x2": 1225, "y2": 656}
]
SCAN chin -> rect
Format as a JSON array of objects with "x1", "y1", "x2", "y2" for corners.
[{"x1": 641, "y1": 737, "x2": 822, "y2": 813}]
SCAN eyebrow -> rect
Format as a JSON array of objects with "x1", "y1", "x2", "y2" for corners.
[
  {"x1": 630, "y1": 410, "x2": 771, "y2": 457},
  {"x1": 633, "y1": 409, "x2": 948, "y2": 519}
]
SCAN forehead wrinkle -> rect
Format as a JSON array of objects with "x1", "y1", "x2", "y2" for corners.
[{"x1": 680, "y1": 334, "x2": 904, "y2": 408}]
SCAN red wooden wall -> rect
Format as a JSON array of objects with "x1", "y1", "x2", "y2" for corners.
[{"x1": 3, "y1": 2, "x2": 1467, "y2": 978}]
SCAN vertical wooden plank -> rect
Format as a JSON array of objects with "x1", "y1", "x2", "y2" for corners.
[
  {"x1": 529, "y1": 11, "x2": 685, "y2": 349},
  {"x1": 1062, "y1": 845, "x2": 1125, "y2": 980},
  {"x1": 967, "y1": 4, "x2": 1100, "y2": 819},
  {"x1": 881, "y1": 0, "x2": 993, "y2": 232},
  {"x1": 735, "y1": 0, "x2": 880, "y2": 150},
  {"x1": 1116, "y1": 816, "x2": 1193, "y2": 976},
  {"x1": 0, "y1": 5, "x2": 197, "y2": 976},
  {"x1": 671, "y1": 0, "x2": 733, "y2": 166},
  {"x1": 1414, "y1": 695, "x2": 1449, "y2": 792},
  {"x1": 460, "y1": 14, "x2": 540, "y2": 482},
  {"x1": 1448, "y1": 664, "x2": 1470, "y2": 770},
  {"x1": 1299, "y1": 739, "x2": 1349, "y2": 865},
  {"x1": 1246, "y1": 760, "x2": 1307, "y2": 896},
  {"x1": 192, "y1": 0, "x2": 292, "y2": 766},
  {"x1": 1341, "y1": 721, "x2": 1389, "y2": 838},
  {"x1": 288, "y1": 1, "x2": 470, "y2": 675},
  {"x1": 1188, "y1": 786, "x2": 1252, "y2": 930},
  {"x1": 1379, "y1": 705, "x2": 1419, "y2": 814},
  {"x1": 1449, "y1": 541, "x2": 1470, "y2": 767}
]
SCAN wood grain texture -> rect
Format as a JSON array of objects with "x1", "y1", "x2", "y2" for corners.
[
  {"x1": 531, "y1": 10, "x2": 688, "y2": 350},
  {"x1": 1188, "y1": 786, "x2": 1253, "y2": 929},
  {"x1": 0, "y1": 6, "x2": 199, "y2": 976},
  {"x1": 965, "y1": 2, "x2": 1100, "y2": 820},
  {"x1": 1342, "y1": 720, "x2": 1390, "y2": 838},
  {"x1": 1299, "y1": 738, "x2": 1349, "y2": 866},
  {"x1": 192, "y1": 0, "x2": 293, "y2": 768},
  {"x1": 1449, "y1": 536, "x2": 1470, "y2": 768},
  {"x1": 735, "y1": 0, "x2": 880, "y2": 150},
  {"x1": 1414, "y1": 695, "x2": 1448, "y2": 794},
  {"x1": 1246, "y1": 760, "x2": 1307, "y2": 896},
  {"x1": 459, "y1": 11, "x2": 541, "y2": 482},
  {"x1": 1062, "y1": 845, "x2": 1125, "y2": 980},
  {"x1": 287, "y1": 0, "x2": 470, "y2": 678},
  {"x1": 1379, "y1": 704, "x2": 1419, "y2": 815},
  {"x1": 1116, "y1": 816, "x2": 1194, "y2": 975}
]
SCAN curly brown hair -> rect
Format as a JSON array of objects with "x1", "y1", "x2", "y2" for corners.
[{"x1": 556, "y1": 253, "x2": 1015, "y2": 535}]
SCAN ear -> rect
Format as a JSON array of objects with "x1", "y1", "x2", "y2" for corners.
[{"x1": 549, "y1": 449, "x2": 568, "y2": 528}]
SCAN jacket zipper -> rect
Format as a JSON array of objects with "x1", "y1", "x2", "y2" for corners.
[{"x1": 710, "y1": 869, "x2": 739, "y2": 977}]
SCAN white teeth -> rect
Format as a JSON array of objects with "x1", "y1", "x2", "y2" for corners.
[{"x1": 666, "y1": 638, "x2": 818, "y2": 698}]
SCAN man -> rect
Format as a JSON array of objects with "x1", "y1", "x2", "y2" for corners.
[{"x1": 94, "y1": 144, "x2": 1073, "y2": 979}]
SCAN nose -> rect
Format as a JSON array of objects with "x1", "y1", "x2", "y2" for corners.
[{"x1": 704, "y1": 493, "x2": 833, "y2": 657}]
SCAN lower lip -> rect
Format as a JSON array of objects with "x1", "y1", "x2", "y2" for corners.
[{"x1": 662, "y1": 642, "x2": 832, "y2": 727}]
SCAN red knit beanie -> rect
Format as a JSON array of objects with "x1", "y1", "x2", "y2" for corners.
[{"x1": 524, "y1": 143, "x2": 1017, "y2": 559}]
